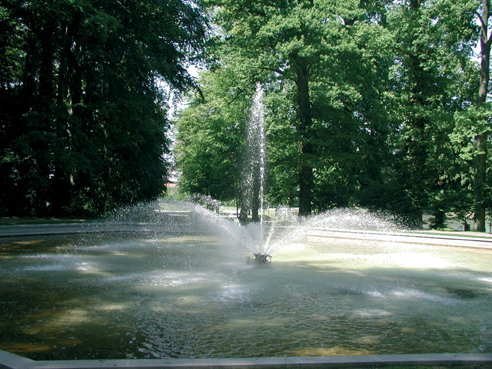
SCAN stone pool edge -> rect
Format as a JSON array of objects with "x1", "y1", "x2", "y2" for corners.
[{"x1": 1, "y1": 350, "x2": 492, "y2": 369}]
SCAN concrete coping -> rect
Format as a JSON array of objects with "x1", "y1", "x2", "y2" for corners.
[{"x1": 1, "y1": 351, "x2": 492, "y2": 369}]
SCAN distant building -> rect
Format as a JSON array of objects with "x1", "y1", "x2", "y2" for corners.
[{"x1": 165, "y1": 170, "x2": 180, "y2": 188}]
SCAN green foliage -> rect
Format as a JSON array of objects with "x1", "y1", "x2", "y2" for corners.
[
  {"x1": 174, "y1": 0, "x2": 489, "y2": 230},
  {"x1": 383, "y1": 0, "x2": 484, "y2": 224},
  {"x1": 200, "y1": 0, "x2": 399, "y2": 215},
  {"x1": 175, "y1": 68, "x2": 249, "y2": 201},
  {"x1": 0, "y1": 0, "x2": 206, "y2": 216},
  {"x1": 264, "y1": 82, "x2": 300, "y2": 207}
]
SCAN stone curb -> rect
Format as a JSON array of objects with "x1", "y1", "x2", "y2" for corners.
[
  {"x1": 306, "y1": 229, "x2": 492, "y2": 249},
  {"x1": 1, "y1": 224, "x2": 491, "y2": 248},
  {"x1": 0, "y1": 223, "x2": 166, "y2": 237},
  {"x1": 1, "y1": 351, "x2": 492, "y2": 369}
]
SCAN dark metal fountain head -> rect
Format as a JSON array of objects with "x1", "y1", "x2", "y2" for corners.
[{"x1": 247, "y1": 253, "x2": 272, "y2": 264}]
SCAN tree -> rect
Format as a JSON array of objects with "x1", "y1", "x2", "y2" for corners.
[
  {"x1": 0, "y1": 0, "x2": 206, "y2": 216},
  {"x1": 205, "y1": 0, "x2": 395, "y2": 215},
  {"x1": 175, "y1": 68, "x2": 248, "y2": 202},
  {"x1": 386, "y1": 0, "x2": 480, "y2": 226},
  {"x1": 309, "y1": 4, "x2": 395, "y2": 212},
  {"x1": 423, "y1": 0, "x2": 491, "y2": 231},
  {"x1": 388, "y1": 0, "x2": 444, "y2": 224},
  {"x1": 173, "y1": 0, "x2": 487, "y2": 229},
  {"x1": 474, "y1": 0, "x2": 492, "y2": 231},
  {"x1": 264, "y1": 82, "x2": 301, "y2": 208}
]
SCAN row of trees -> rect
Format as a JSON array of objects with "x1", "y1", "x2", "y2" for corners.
[
  {"x1": 0, "y1": 0, "x2": 206, "y2": 216},
  {"x1": 175, "y1": 0, "x2": 492, "y2": 230}
]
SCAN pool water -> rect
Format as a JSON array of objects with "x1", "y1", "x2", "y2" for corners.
[{"x1": 0, "y1": 233, "x2": 491, "y2": 360}]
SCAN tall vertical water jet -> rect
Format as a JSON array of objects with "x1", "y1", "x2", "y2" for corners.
[{"x1": 239, "y1": 82, "x2": 269, "y2": 259}]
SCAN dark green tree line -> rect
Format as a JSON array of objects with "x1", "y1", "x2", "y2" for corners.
[
  {"x1": 386, "y1": 0, "x2": 478, "y2": 226},
  {"x1": 0, "y1": 0, "x2": 206, "y2": 216}
]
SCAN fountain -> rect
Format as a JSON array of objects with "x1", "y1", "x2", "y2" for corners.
[
  {"x1": 1, "y1": 83, "x2": 492, "y2": 367},
  {"x1": 0, "y1": 202, "x2": 492, "y2": 363}
]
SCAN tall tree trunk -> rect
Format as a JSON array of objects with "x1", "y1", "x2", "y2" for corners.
[
  {"x1": 51, "y1": 23, "x2": 74, "y2": 215},
  {"x1": 475, "y1": 0, "x2": 491, "y2": 232},
  {"x1": 37, "y1": 24, "x2": 56, "y2": 216},
  {"x1": 399, "y1": 0, "x2": 434, "y2": 226},
  {"x1": 295, "y1": 58, "x2": 314, "y2": 216}
]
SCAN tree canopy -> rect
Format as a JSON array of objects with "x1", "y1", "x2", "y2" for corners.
[{"x1": 175, "y1": 0, "x2": 491, "y2": 230}]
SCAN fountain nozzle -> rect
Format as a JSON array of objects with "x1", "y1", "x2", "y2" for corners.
[{"x1": 247, "y1": 253, "x2": 272, "y2": 264}]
